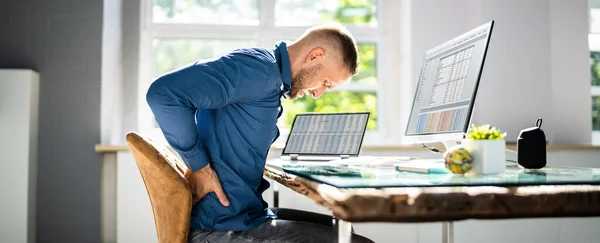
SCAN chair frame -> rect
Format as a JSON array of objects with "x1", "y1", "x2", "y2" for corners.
[{"x1": 126, "y1": 132, "x2": 193, "y2": 243}]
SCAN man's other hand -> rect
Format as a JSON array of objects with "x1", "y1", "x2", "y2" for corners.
[{"x1": 190, "y1": 164, "x2": 230, "y2": 207}]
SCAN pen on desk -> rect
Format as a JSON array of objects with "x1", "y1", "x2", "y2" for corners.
[
  {"x1": 395, "y1": 165, "x2": 449, "y2": 174},
  {"x1": 392, "y1": 156, "x2": 421, "y2": 161}
]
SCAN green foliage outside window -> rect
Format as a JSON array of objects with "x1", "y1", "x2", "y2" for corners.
[
  {"x1": 591, "y1": 52, "x2": 600, "y2": 130},
  {"x1": 332, "y1": 0, "x2": 375, "y2": 24},
  {"x1": 281, "y1": 0, "x2": 378, "y2": 130},
  {"x1": 352, "y1": 43, "x2": 376, "y2": 84},
  {"x1": 592, "y1": 51, "x2": 600, "y2": 86},
  {"x1": 153, "y1": 39, "x2": 256, "y2": 78},
  {"x1": 593, "y1": 96, "x2": 600, "y2": 130},
  {"x1": 153, "y1": 0, "x2": 259, "y2": 24},
  {"x1": 282, "y1": 91, "x2": 377, "y2": 130}
]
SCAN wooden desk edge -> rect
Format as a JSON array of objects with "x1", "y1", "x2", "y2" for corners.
[
  {"x1": 263, "y1": 165, "x2": 600, "y2": 223},
  {"x1": 95, "y1": 144, "x2": 129, "y2": 152}
]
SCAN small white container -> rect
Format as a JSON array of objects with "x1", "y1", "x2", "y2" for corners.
[{"x1": 461, "y1": 138, "x2": 506, "y2": 174}]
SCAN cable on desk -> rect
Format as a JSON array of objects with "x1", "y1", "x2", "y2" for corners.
[{"x1": 423, "y1": 144, "x2": 520, "y2": 165}]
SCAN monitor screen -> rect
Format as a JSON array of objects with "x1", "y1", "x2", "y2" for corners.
[
  {"x1": 282, "y1": 112, "x2": 370, "y2": 156},
  {"x1": 405, "y1": 21, "x2": 494, "y2": 138}
]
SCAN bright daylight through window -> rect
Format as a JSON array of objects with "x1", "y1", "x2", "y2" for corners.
[{"x1": 145, "y1": 0, "x2": 382, "y2": 139}]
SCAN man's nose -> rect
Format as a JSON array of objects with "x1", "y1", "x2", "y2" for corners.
[{"x1": 313, "y1": 86, "x2": 327, "y2": 98}]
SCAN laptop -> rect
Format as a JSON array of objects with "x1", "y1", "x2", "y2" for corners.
[
  {"x1": 279, "y1": 112, "x2": 370, "y2": 162},
  {"x1": 272, "y1": 111, "x2": 413, "y2": 176}
]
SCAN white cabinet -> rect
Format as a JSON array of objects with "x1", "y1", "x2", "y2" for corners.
[{"x1": 0, "y1": 69, "x2": 39, "y2": 243}]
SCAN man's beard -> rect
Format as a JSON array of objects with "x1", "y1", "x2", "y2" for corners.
[{"x1": 285, "y1": 64, "x2": 322, "y2": 100}]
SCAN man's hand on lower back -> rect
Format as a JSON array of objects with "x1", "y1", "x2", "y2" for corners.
[{"x1": 190, "y1": 164, "x2": 230, "y2": 207}]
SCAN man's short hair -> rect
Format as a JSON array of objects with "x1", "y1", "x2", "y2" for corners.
[{"x1": 300, "y1": 23, "x2": 359, "y2": 75}]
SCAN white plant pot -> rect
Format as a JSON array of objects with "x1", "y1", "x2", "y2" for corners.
[{"x1": 461, "y1": 139, "x2": 506, "y2": 174}]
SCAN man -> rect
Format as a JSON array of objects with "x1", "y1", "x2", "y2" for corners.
[{"x1": 146, "y1": 23, "x2": 373, "y2": 242}]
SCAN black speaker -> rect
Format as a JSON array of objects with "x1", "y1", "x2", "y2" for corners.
[{"x1": 517, "y1": 118, "x2": 547, "y2": 169}]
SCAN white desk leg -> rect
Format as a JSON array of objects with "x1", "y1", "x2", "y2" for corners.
[
  {"x1": 100, "y1": 153, "x2": 117, "y2": 243},
  {"x1": 338, "y1": 220, "x2": 352, "y2": 243},
  {"x1": 442, "y1": 221, "x2": 454, "y2": 243}
]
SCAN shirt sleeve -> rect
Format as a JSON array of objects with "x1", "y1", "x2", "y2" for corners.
[{"x1": 145, "y1": 52, "x2": 271, "y2": 172}]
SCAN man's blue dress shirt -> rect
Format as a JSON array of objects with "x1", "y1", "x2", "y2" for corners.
[{"x1": 146, "y1": 41, "x2": 292, "y2": 231}]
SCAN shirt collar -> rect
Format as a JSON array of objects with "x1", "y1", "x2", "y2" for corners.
[{"x1": 273, "y1": 40, "x2": 292, "y2": 95}]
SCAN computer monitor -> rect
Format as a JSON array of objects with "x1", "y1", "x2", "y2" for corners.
[{"x1": 404, "y1": 20, "x2": 495, "y2": 149}]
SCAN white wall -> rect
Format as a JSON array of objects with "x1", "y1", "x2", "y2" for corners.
[
  {"x1": 548, "y1": 0, "x2": 592, "y2": 144},
  {"x1": 101, "y1": 0, "x2": 142, "y2": 145},
  {"x1": 101, "y1": 0, "x2": 123, "y2": 145},
  {"x1": 0, "y1": 0, "x2": 105, "y2": 241},
  {"x1": 399, "y1": 0, "x2": 592, "y2": 145}
]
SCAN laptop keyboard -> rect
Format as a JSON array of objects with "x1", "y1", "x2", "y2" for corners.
[{"x1": 331, "y1": 156, "x2": 444, "y2": 168}]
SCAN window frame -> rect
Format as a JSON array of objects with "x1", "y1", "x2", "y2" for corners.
[
  {"x1": 137, "y1": 0, "x2": 394, "y2": 146},
  {"x1": 590, "y1": 2, "x2": 600, "y2": 144}
]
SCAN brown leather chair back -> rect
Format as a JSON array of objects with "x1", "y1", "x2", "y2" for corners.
[{"x1": 125, "y1": 132, "x2": 193, "y2": 243}]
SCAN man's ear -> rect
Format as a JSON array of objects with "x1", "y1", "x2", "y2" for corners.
[{"x1": 305, "y1": 47, "x2": 325, "y2": 63}]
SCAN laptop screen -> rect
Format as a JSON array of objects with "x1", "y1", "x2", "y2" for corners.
[{"x1": 282, "y1": 112, "x2": 370, "y2": 156}]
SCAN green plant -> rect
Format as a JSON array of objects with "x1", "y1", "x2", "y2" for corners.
[{"x1": 465, "y1": 124, "x2": 506, "y2": 140}]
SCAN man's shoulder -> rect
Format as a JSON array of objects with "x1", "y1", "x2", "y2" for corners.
[
  {"x1": 219, "y1": 47, "x2": 280, "y2": 98},
  {"x1": 228, "y1": 47, "x2": 276, "y2": 65}
]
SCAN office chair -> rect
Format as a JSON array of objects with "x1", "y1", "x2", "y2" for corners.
[
  {"x1": 126, "y1": 132, "x2": 338, "y2": 243},
  {"x1": 126, "y1": 132, "x2": 193, "y2": 243}
]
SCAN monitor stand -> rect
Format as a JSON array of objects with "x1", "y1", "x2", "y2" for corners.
[
  {"x1": 441, "y1": 141, "x2": 459, "y2": 151},
  {"x1": 417, "y1": 141, "x2": 459, "y2": 161}
]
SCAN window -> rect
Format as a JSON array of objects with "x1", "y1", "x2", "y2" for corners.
[
  {"x1": 153, "y1": 0, "x2": 260, "y2": 25},
  {"x1": 590, "y1": 0, "x2": 600, "y2": 143},
  {"x1": 140, "y1": 0, "x2": 387, "y2": 145},
  {"x1": 274, "y1": 0, "x2": 377, "y2": 27},
  {"x1": 153, "y1": 39, "x2": 258, "y2": 77}
]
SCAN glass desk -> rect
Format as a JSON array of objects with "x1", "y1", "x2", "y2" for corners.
[
  {"x1": 278, "y1": 162, "x2": 600, "y2": 188},
  {"x1": 265, "y1": 158, "x2": 600, "y2": 243}
]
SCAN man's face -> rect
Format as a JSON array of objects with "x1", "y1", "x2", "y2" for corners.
[{"x1": 286, "y1": 62, "x2": 352, "y2": 100}]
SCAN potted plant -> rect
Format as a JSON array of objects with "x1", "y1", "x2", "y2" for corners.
[{"x1": 461, "y1": 124, "x2": 507, "y2": 175}]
